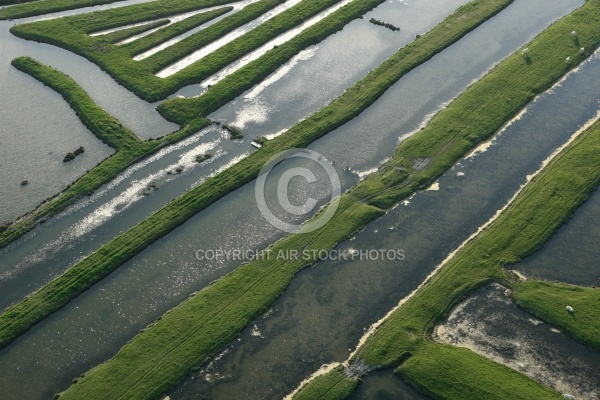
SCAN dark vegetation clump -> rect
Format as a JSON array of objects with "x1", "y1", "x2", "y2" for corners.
[
  {"x1": 63, "y1": 146, "x2": 85, "y2": 162},
  {"x1": 195, "y1": 153, "x2": 212, "y2": 163},
  {"x1": 222, "y1": 124, "x2": 243, "y2": 139},
  {"x1": 369, "y1": 18, "x2": 400, "y2": 31}
]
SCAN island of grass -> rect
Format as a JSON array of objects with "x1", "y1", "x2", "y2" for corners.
[
  {"x1": 0, "y1": 0, "x2": 521, "y2": 356},
  {"x1": 21, "y1": 1, "x2": 600, "y2": 398}
]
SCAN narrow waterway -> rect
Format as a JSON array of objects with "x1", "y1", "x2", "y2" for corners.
[
  {"x1": 435, "y1": 284, "x2": 600, "y2": 399},
  {"x1": 0, "y1": 0, "x2": 588, "y2": 399}
]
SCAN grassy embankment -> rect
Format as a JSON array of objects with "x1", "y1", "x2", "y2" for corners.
[
  {"x1": 0, "y1": 0, "x2": 128, "y2": 20},
  {"x1": 0, "y1": 57, "x2": 210, "y2": 248},
  {"x1": 100, "y1": 19, "x2": 172, "y2": 44},
  {"x1": 10, "y1": 0, "x2": 353, "y2": 101},
  {"x1": 514, "y1": 281, "x2": 600, "y2": 351},
  {"x1": 65, "y1": 1, "x2": 600, "y2": 398},
  {"x1": 0, "y1": 0, "x2": 235, "y2": 20},
  {"x1": 0, "y1": 0, "x2": 518, "y2": 352}
]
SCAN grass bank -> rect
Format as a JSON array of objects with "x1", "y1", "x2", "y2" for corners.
[
  {"x1": 0, "y1": 57, "x2": 209, "y2": 248},
  {"x1": 0, "y1": 0, "x2": 519, "y2": 350},
  {"x1": 514, "y1": 281, "x2": 600, "y2": 351},
  {"x1": 0, "y1": 0, "x2": 235, "y2": 20}
]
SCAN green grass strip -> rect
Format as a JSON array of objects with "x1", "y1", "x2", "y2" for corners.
[
  {"x1": 12, "y1": 57, "x2": 141, "y2": 149},
  {"x1": 396, "y1": 344, "x2": 561, "y2": 399},
  {"x1": 0, "y1": 0, "x2": 235, "y2": 22},
  {"x1": 0, "y1": 0, "x2": 518, "y2": 350},
  {"x1": 514, "y1": 281, "x2": 600, "y2": 351},
  {"x1": 101, "y1": 19, "x2": 171, "y2": 44},
  {"x1": 0, "y1": 0, "x2": 128, "y2": 20},
  {"x1": 122, "y1": 7, "x2": 234, "y2": 56},
  {"x1": 293, "y1": 368, "x2": 359, "y2": 400}
]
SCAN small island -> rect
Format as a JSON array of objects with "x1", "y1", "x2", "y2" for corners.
[
  {"x1": 369, "y1": 18, "x2": 400, "y2": 31},
  {"x1": 63, "y1": 146, "x2": 84, "y2": 162}
]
